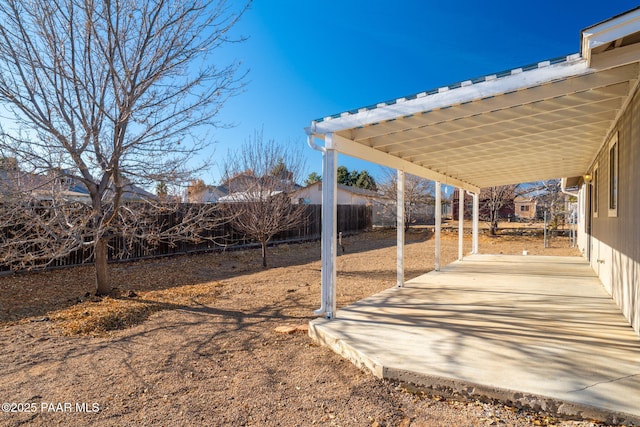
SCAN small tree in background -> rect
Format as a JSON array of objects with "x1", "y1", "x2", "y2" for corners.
[
  {"x1": 526, "y1": 179, "x2": 566, "y2": 233},
  {"x1": 355, "y1": 170, "x2": 377, "y2": 191},
  {"x1": 480, "y1": 185, "x2": 518, "y2": 235},
  {"x1": 221, "y1": 131, "x2": 307, "y2": 267},
  {"x1": 379, "y1": 169, "x2": 434, "y2": 230},
  {"x1": 337, "y1": 166, "x2": 377, "y2": 190},
  {"x1": 337, "y1": 166, "x2": 351, "y2": 186},
  {"x1": 305, "y1": 172, "x2": 322, "y2": 185},
  {"x1": 156, "y1": 182, "x2": 169, "y2": 201}
]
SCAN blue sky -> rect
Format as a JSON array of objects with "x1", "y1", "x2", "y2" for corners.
[{"x1": 205, "y1": 1, "x2": 640, "y2": 186}]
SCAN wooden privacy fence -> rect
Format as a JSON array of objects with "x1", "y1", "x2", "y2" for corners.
[{"x1": 2, "y1": 204, "x2": 372, "y2": 272}]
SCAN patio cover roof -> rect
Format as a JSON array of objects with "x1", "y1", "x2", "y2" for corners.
[{"x1": 307, "y1": 8, "x2": 640, "y2": 193}]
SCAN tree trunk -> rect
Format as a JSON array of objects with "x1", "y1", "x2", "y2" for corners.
[
  {"x1": 404, "y1": 209, "x2": 411, "y2": 232},
  {"x1": 490, "y1": 219, "x2": 498, "y2": 236},
  {"x1": 95, "y1": 237, "x2": 111, "y2": 295},
  {"x1": 261, "y1": 240, "x2": 268, "y2": 268}
]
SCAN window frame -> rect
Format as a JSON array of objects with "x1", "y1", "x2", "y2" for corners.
[
  {"x1": 592, "y1": 163, "x2": 599, "y2": 218},
  {"x1": 608, "y1": 132, "x2": 618, "y2": 218}
]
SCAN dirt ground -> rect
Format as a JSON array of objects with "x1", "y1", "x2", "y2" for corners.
[{"x1": 1, "y1": 227, "x2": 616, "y2": 427}]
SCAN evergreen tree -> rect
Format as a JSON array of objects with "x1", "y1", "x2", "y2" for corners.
[
  {"x1": 337, "y1": 166, "x2": 350, "y2": 185},
  {"x1": 355, "y1": 170, "x2": 377, "y2": 191},
  {"x1": 336, "y1": 166, "x2": 377, "y2": 190},
  {"x1": 305, "y1": 172, "x2": 322, "y2": 185}
]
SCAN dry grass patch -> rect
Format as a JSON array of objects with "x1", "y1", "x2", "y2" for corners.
[
  {"x1": 48, "y1": 281, "x2": 225, "y2": 336},
  {"x1": 4, "y1": 228, "x2": 579, "y2": 337}
]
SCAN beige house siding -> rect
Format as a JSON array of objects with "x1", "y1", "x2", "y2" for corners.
[
  {"x1": 586, "y1": 82, "x2": 640, "y2": 334},
  {"x1": 292, "y1": 182, "x2": 376, "y2": 205},
  {"x1": 514, "y1": 197, "x2": 536, "y2": 220}
]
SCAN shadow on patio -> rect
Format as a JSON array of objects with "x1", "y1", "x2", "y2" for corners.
[{"x1": 310, "y1": 254, "x2": 640, "y2": 424}]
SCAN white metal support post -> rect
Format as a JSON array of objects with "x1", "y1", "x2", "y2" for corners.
[
  {"x1": 317, "y1": 134, "x2": 337, "y2": 319},
  {"x1": 397, "y1": 170, "x2": 405, "y2": 287},
  {"x1": 435, "y1": 181, "x2": 441, "y2": 271},
  {"x1": 472, "y1": 192, "x2": 479, "y2": 254},
  {"x1": 458, "y1": 187, "x2": 464, "y2": 261}
]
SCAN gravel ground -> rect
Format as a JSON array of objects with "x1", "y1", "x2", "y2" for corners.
[{"x1": 1, "y1": 228, "x2": 620, "y2": 427}]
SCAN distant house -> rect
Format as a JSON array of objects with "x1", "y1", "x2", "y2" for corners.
[
  {"x1": 0, "y1": 160, "x2": 155, "y2": 202},
  {"x1": 211, "y1": 172, "x2": 302, "y2": 204},
  {"x1": 187, "y1": 185, "x2": 227, "y2": 203},
  {"x1": 514, "y1": 196, "x2": 537, "y2": 220},
  {"x1": 222, "y1": 173, "x2": 260, "y2": 194},
  {"x1": 452, "y1": 188, "x2": 515, "y2": 220},
  {"x1": 292, "y1": 182, "x2": 409, "y2": 227},
  {"x1": 64, "y1": 175, "x2": 156, "y2": 202},
  {"x1": 291, "y1": 181, "x2": 379, "y2": 205}
]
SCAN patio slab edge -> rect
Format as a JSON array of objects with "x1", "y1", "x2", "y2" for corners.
[
  {"x1": 309, "y1": 319, "x2": 640, "y2": 426},
  {"x1": 309, "y1": 318, "x2": 385, "y2": 379}
]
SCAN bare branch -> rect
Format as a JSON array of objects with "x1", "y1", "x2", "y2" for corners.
[
  {"x1": 378, "y1": 168, "x2": 434, "y2": 230},
  {"x1": 479, "y1": 184, "x2": 518, "y2": 235},
  {"x1": 0, "y1": 0, "x2": 249, "y2": 293},
  {"x1": 220, "y1": 130, "x2": 307, "y2": 267}
]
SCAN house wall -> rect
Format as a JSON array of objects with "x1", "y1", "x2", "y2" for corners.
[
  {"x1": 293, "y1": 183, "x2": 372, "y2": 205},
  {"x1": 189, "y1": 188, "x2": 223, "y2": 203},
  {"x1": 514, "y1": 199, "x2": 536, "y2": 220},
  {"x1": 585, "y1": 83, "x2": 640, "y2": 335}
]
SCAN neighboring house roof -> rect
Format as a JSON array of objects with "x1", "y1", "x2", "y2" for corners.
[
  {"x1": 222, "y1": 173, "x2": 259, "y2": 193},
  {"x1": 514, "y1": 196, "x2": 536, "y2": 203},
  {"x1": 63, "y1": 175, "x2": 156, "y2": 201},
  {"x1": 222, "y1": 173, "x2": 302, "y2": 192},
  {"x1": 218, "y1": 190, "x2": 283, "y2": 202},
  {"x1": 188, "y1": 185, "x2": 227, "y2": 203},
  {"x1": 293, "y1": 181, "x2": 380, "y2": 199},
  {"x1": 0, "y1": 167, "x2": 155, "y2": 202},
  {"x1": 308, "y1": 7, "x2": 640, "y2": 193},
  {"x1": 337, "y1": 183, "x2": 379, "y2": 198}
]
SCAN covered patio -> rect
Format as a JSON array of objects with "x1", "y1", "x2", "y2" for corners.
[
  {"x1": 310, "y1": 254, "x2": 640, "y2": 423},
  {"x1": 305, "y1": 8, "x2": 640, "y2": 423},
  {"x1": 306, "y1": 9, "x2": 640, "y2": 319}
]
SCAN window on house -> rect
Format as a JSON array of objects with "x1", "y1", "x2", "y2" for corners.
[
  {"x1": 520, "y1": 205, "x2": 529, "y2": 212},
  {"x1": 593, "y1": 165, "x2": 599, "y2": 218},
  {"x1": 608, "y1": 133, "x2": 618, "y2": 217}
]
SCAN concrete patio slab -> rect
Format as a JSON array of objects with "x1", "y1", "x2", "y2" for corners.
[{"x1": 309, "y1": 254, "x2": 640, "y2": 424}]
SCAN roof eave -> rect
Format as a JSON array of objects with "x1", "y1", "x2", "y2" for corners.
[{"x1": 581, "y1": 7, "x2": 640, "y2": 65}]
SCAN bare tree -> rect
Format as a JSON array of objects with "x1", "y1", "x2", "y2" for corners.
[
  {"x1": 0, "y1": 163, "x2": 226, "y2": 277},
  {"x1": 0, "y1": 166, "x2": 90, "y2": 269},
  {"x1": 0, "y1": 0, "x2": 248, "y2": 294},
  {"x1": 220, "y1": 131, "x2": 307, "y2": 267},
  {"x1": 521, "y1": 179, "x2": 566, "y2": 231},
  {"x1": 379, "y1": 169, "x2": 434, "y2": 230},
  {"x1": 480, "y1": 185, "x2": 517, "y2": 235}
]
